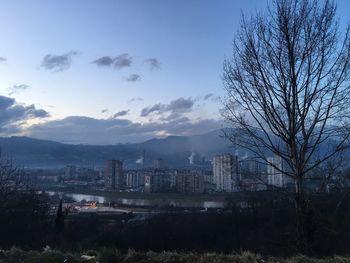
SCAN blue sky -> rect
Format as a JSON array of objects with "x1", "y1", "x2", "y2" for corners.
[{"x1": 0, "y1": 0, "x2": 349, "y2": 144}]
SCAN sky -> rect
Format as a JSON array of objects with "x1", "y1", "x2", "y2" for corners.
[{"x1": 0, "y1": 0, "x2": 349, "y2": 145}]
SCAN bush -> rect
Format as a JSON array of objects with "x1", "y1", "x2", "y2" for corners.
[
  {"x1": 0, "y1": 247, "x2": 82, "y2": 263},
  {"x1": 1, "y1": 249, "x2": 350, "y2": 263},
  {"x1": 98, "y1": 247, "x2": 122, "y2": 263}
]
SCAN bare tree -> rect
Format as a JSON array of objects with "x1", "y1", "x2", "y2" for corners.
[
  {"x1": 223, "y1": 0, "x2": 350, "y2": 252},
  {"x1": 0, "y1": 149, "x2": 21, "y2": 194},
  {"x1": 0, "y1": 149, "x2": 51, "y2": 249}
]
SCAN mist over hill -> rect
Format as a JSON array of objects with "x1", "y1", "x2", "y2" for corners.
[{"x1": 0, "y1": 129, "x2": 236, "y2": 169}]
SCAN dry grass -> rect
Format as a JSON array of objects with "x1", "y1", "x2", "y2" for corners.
[{"x1": 1, "y1": 247, "x2": 350, "y2": 263}]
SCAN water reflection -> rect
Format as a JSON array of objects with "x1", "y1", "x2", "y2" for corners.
[{"x1": 47, "y1": 191, "x2": 225, "y2": 208}]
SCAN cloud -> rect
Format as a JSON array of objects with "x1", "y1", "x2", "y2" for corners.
[
  {"x1": 92, "y1": 53, "x2": 132, "y2": 70},
  {"x1": 114, "y1": 53, "x2": 132, "y2": 69},
  {"x1": 128, "y1": 97, "x2": 144, "y2": 103},
  {"x1": 126, "y1": 74, "x2": 141, "y2": 82},
  {"x1": 113, "y1": 110, "x2": 130, "y2": 118},
  {"x1": 0, "y1": 57, "x2": 6, "y2": 62},
  {"x1": 202, "y1": 93, "x2": 220, "y2": 103},
  {"x1": 140, "y1": 97, "x2": 195, "y2": 117},
  {"x1": 8, "y1": 84, "x2": 30, "y2": 96},
  {"x1": 0, "y1": 95, "x2": 49, "y2": 134},
  {"x1": 160, "y1": 112, "x2": 188, "y2": 122},
  {"x1": 27, "y1": 116, "x2": 141, "y2": 144},
  {"x1": 0, "y1": 96, "x2": 15, "y2": 109},
  {"x1": 203, "y1": 93, "x2": 220, "y2": 102},
  {"x1": 26, "y1": 115, "x2": 221, "y2": 144},
  {"x1": 92, "y1": 56, "x2": 115, "y2": 67},
  {"x1": 141, "y1": 103, "x2": 162, "y2": 117},
  {"x1": 144, "y1": 58, "x2": 161, "y2": 70},
  {"x1": 204, "y1": 93, "x2": 214, "y2": 100},
  {"x1": 167, "y1": 97, "x2": 194, "y2": 112},
  {"x1": 40, "y1": 51, "x2": 78, "y2": 72}
]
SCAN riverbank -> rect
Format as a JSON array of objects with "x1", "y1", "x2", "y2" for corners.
[
  {"x1": 1, "y1": 248, "x2": 347, "y2": 263},
  {"x1": 45, "y1": 185, "x2": 238, "y2": 201},
  {"x1": 44, "y1": 186, "x2": 245, "y2": 208}
]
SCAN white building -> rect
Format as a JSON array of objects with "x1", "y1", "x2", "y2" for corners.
[
  {"x1": 267, "y1": 156, "x2": 291, "y2": 187},
  {"x1": 213, "y1": 154, "x2": 240, "y2": 192},
  {"x1": 126, "y1": 170, "x2": 145, "y2": 188}
]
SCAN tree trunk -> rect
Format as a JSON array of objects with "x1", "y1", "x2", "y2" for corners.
[
  {"x1": 295, "y1": 176, "x2": 305, "y2": 253},
  {"x1": 295, "y1": 176, "x2": 314, "y2": 254}
]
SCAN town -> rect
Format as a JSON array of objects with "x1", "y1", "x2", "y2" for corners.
[{"x1": 27, "y1": 152, "x2": 342, "y2": 196}]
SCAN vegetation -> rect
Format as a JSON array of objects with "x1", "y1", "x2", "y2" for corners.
[
  {"x1": 1, "y1": 149, "x2": 350, "y2": 256},
  {"x1": 3, "y1": 248, "x2": 350, "y2": 263},
  {"x1": 37, "y1": 190, "x2": 350, "y2": 256},
  {"x1": 0, "y1": 152, "x2": 52, "y2": 250}
]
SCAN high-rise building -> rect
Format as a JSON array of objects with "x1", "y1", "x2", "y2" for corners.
[
  {"x1": 104, "y1": 160, "x2": 123, "y2": 190},
  {"x1": 175, "y1": 170, "x2": 204, "y2": 193},
  {"x1": 126, "y1": 170, "x2": 145, "y2": 188},
  {"x1": 64, "y1": 165, "x2": 76, "y2": 179},
  {"x1": 143, "y1": 169, "x2": 173, "y2": 193},
  {"x1": 213, "y1": 154, "x2": 240, "y2": 192},
  {"x1": 267, "y1": 156, "x2": 291, "y2": 187},
  {"x1": 154, "y1": 158, "x2": 164, "y2": 169},
  {"x1": 239, "y1": 158, "x2": 267, "y2": 191}
]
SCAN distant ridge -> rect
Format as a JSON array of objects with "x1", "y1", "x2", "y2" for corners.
[{"x1": 0, "y1": 129, "x2": 235, "y2": 169}]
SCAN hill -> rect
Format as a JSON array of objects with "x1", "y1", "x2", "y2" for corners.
[{"x1": 0, "y1": 129, "x2": 235, "y2": 169}]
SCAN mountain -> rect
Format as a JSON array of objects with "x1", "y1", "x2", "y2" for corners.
[{"x1": 0, "y1": 129, "x2": 235, "y2": 169}]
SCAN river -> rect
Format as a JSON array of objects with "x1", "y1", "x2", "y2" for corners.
[{"x1": 47, "y1": 191, "x2": 225, "y2": 209}]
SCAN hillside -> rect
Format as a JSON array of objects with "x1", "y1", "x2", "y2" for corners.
[{"x1": 0, "y1": 129, "x2": 235, "y2": 168}]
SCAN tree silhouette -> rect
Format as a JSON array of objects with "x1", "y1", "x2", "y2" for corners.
[{"x1": 223, "y1": 0, "x2": 350, "y2": 253}]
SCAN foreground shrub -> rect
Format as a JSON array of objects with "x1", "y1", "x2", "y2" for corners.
[
  {"x1": 0, "y1": 247, "x2": 81, "y2": 263},
  {"x1": 1, "y1": 249, "x2": 350, "y2": 263},
  {"x1": 98, "y1": 247, "x2": 122, "y2": 263}
]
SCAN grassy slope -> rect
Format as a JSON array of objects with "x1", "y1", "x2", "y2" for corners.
[{"x1": 1, "y1": 248, "x2": 350, "y2": 263}]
